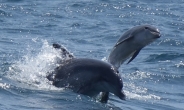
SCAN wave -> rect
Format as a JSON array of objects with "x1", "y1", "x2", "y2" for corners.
[
  {"x1": 145, "y1": 53, "x2": 184, "y2": 62},
  {"x1": 122, "y1": 71, "x2": 161, "y2": 101},
  {"x1": 122, "y1": 69, "x2": 183, "y2": 102}
]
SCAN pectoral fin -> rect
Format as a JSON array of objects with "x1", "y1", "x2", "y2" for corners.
[
  {"x1": 127, "y1": 49, "x2": 141, "y2": 64},
  {"x1": 99, "y1": 92, "x2": 109, "y2": 103},
  {"x1": 115, "y1": 35, "x2": 134, "y2": 47}
]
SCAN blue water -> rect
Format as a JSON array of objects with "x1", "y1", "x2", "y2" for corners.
[{"x1": 0, "y1": 0, "x2": 184, "y2": 110}]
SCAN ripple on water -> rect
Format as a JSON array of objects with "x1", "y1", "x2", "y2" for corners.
[{"x1": 145, "y1": 53, "x2": 184, "y2": 62}]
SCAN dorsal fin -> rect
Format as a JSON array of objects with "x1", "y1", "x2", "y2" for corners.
[
  {"x1": 53, "y1": 43, "x2": 74, "y2": 59},
  {"x1": 53, "y1": 43, "x2": 61, "y2": 49}
]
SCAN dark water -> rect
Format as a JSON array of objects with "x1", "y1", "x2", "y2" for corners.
[{"x1": 0, "y1": 0, "x2": 184, "y2": 110}]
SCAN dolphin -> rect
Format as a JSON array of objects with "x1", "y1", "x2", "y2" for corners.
[
  {"x1": 108, "y1": 25, "x2": 161, "y2": 69},
  {"x1": 47, "y1": 58, "x2": 125, "y2": 101},
  {"x1": 47, "y1": 24, "x2": 161, "y2": 103}
]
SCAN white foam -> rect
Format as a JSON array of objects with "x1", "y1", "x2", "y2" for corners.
[
  {"x1": 125, "y1": 90, "x2": 161, "y2": 100},
  {"x1": 175, "y1": 61, "x2": 184, "y2": 68},
  {"x1": 0, "y1": 79, "x2": 10, "y2": 89},
  {"x1": 7, "y1": 40, "x2": 65, "y2": 90},
  {"x1": 123, "y1": 71, "x2": 161, "y2": 101}
]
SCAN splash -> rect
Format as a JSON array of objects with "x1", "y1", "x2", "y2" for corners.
[
  {"x1": 6, "y1": 40, "x2": 68, "y2": 90},
  {"x1": 124, "y1": 87, "x2": 161, "y2": 101},
  {"x1": 123, "y1": 71, "x2": 161, "y2": 101},
  {"x1": 0, "y1": 78, "x2": 10, "y2": 89},
  {"x1": 175, "y1": 61, "x2": 184, "y2": 68}
]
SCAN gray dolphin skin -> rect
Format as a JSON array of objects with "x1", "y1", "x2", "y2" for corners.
[
  {"x1": 47, "y1": 24, "x2": 161, "y2": 103},
  {"x1": 47, "y1": 58, "x2": 125, "y2": 101},
  {"x1": 108, "y1": 25, "x2": 161, "y2": 69}
]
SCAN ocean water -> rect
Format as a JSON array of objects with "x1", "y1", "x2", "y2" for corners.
[{"x1": 0, "y1": 0, "x2": 184, "y2": 110}]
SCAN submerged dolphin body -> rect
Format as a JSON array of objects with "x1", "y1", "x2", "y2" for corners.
[
  {"x1": 47, "y1": 57, "x2": 125, "y2": 101},
  {"x1": 47, "y1": 24, "x2": 161, "y2": 103},
  {"x1": 108, "y1": 25, "x2": 161, "y2": 69}
]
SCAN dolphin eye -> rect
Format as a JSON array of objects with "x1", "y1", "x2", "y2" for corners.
[{"x1": 144, "y1": 27, "x2": 148, "y2": 29}]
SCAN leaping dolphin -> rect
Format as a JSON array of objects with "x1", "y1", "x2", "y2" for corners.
[
  {"x1": 47, "y1": 24, "x2": 161, "y2": 103},
  {"x1": 108, "y1": 25, "x2": 161, "y2": 69}
]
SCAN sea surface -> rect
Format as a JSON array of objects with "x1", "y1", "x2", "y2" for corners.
[{"x1": 0, "y1": 0, "x2": 184, "y2": 110}]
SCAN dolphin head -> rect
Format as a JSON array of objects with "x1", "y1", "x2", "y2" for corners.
[
  {"x1": 108, "y1": 25, "x2": 161, "y2": 68},
  {"x1": 97, "y1": 65, "x2": 125, "y2": 100},
  {"x1": 105, "y1": 77, "x2": 126, "y2": 100},
  {"x1": 132, "y1": 25, "x2": 161, "y2": 46}
]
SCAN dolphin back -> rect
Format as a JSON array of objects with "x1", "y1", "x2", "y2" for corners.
[{"x1": 47, "y1": 58, "x2": 124, "y2": 99}]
